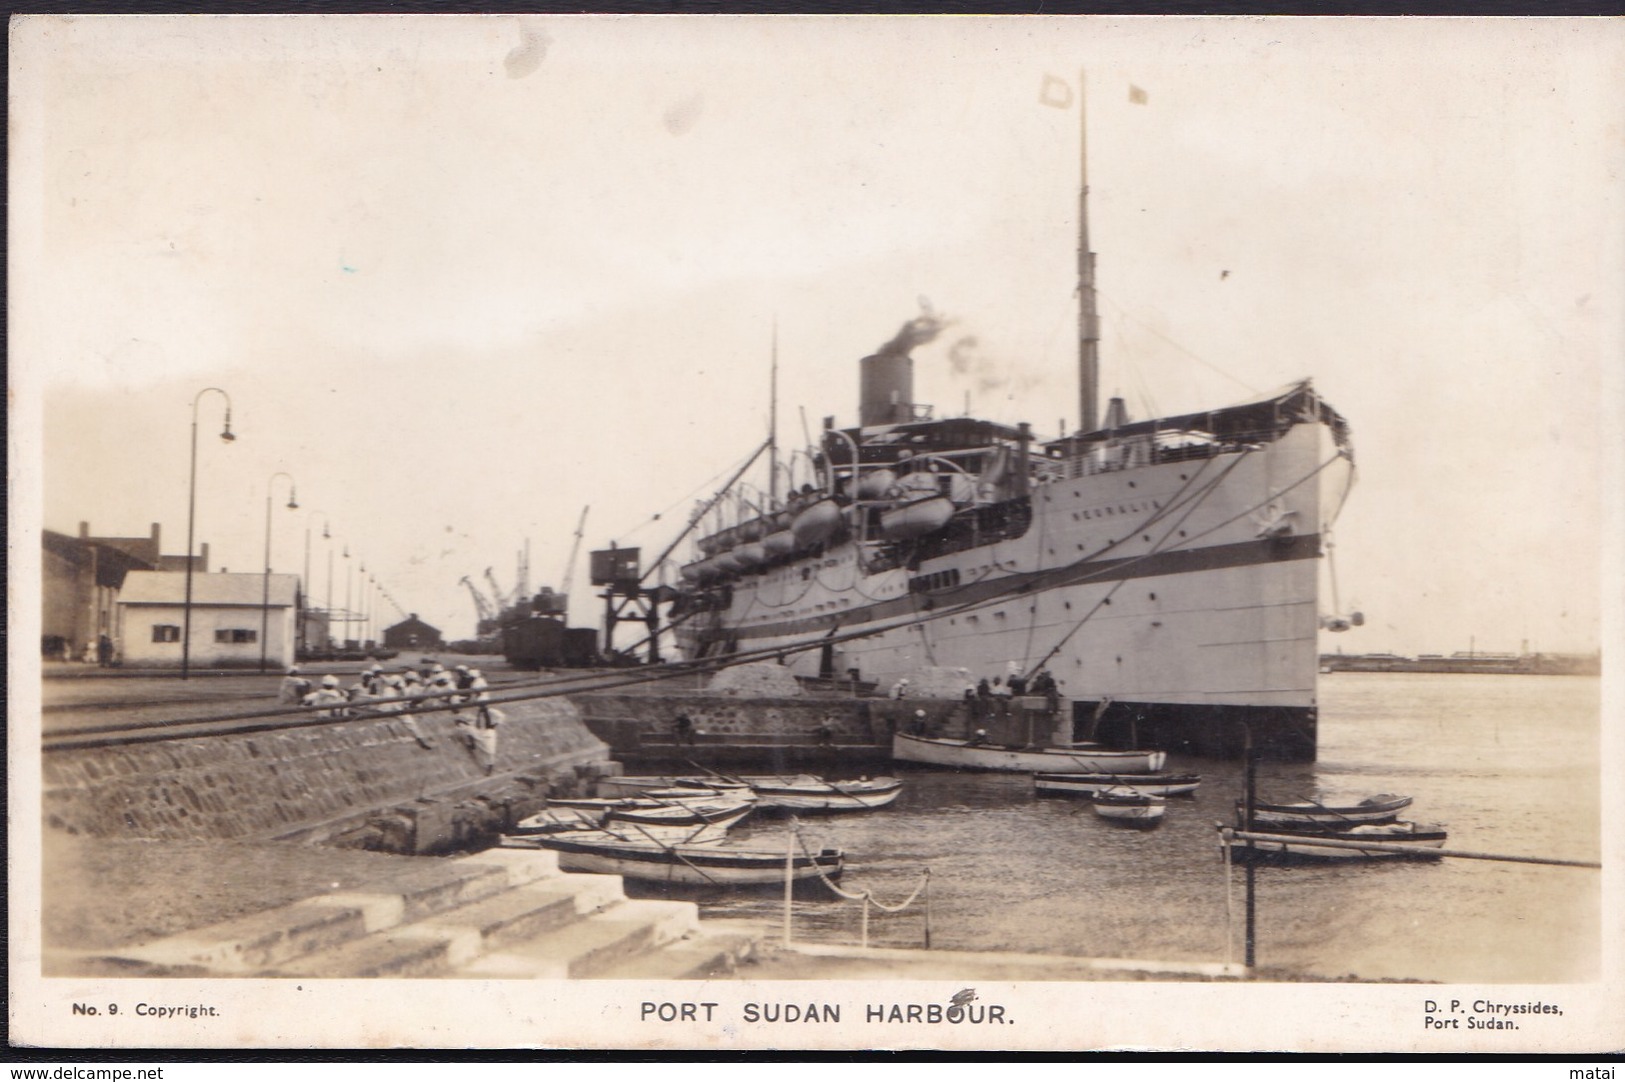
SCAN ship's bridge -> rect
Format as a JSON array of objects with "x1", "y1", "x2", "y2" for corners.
[{"x1": 1041, "y1": 380, "x2": 1353, "y2": 479}]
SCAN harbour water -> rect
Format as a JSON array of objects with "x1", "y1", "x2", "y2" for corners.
[{"x1": 663, "y1": 673, "x2": 1603, "y2": 983}]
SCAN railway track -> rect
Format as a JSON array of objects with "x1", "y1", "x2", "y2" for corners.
[{"x1": 39, "y1": 659, "x2": 757, "y2": 752}]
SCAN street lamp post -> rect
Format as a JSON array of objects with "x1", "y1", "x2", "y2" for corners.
[
  {"x1": 182, "y1": 388, "x2": 235, "y2": 680},
  {"x1": 302, "y1": 511, "x2": 330, "y2": 657},
  {"x1": 357, "y1": 558, "x2": 367, "y2": 649},
  {"x1": 326, "y1": 541, "x2": 336, "y2": 649},
  {"x1": 260, "y1": 472, "x2": 299, "y2": 673},
  {"x1": 343, "y1": 545, "x2": 353, "y2": 651}
]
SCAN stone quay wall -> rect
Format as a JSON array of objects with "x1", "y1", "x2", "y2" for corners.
[
  {"x1": 569, "y1": 691, "x2": 1003, "y2": 770},
  {"x1": 43, "y1": 699, "x2": 615, "y2": 852}
]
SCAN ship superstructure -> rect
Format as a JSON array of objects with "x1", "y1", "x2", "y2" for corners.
[{"x1": 670, "y1": 351, "x2": 1354, "y2": 759}]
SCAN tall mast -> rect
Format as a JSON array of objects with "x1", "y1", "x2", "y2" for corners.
[
  {"x1": 1077, "y1": 69, "x2": 1100, "y2": 435},
  {"x1": 769, "y1": 318, "x2": 780, "y2": 505}
]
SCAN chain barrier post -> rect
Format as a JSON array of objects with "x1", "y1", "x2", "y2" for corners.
[
  {"x1": 923, "y1": 870, "x2": 932, "y2": 949},
  {"x1": 861, "y1": 895, "x2": 870, "y2": 950},
  {"x1": 1242, "y1": 729, "x2": 1257, "y2": 971},
  {"x1": 1221, "y1": 826, "x2": 1235, "y2": 969},
  {"x1": 782, "y1": 818, "x2": 795, "y2": 946}
]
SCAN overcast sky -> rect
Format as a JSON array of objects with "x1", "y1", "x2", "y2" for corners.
[{"x1": 13, "y1": 14, "x2": 1622, "y2": 655}]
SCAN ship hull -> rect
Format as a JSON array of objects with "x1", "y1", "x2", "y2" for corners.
[{"x1": 677, "y1": 409, "x2": 1353, "y2": 761}]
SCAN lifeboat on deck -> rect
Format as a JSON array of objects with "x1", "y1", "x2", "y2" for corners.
[
  {"x1": 711, "y1": 548, "x2": 744, "y2": 575},
  {"x1": 855, "y1": 468, "x2": 897, "y2": 500},
  {"x1": 879, "y1": 494, "x2": 955, "y2": 541},
  {"x1": 734, "y1": 541, "x2": 767, "y2": 570},
  {"x1": 763, "y1": 529, "x2": 797, "y2": 557},
  {"x1": 791, "y1": 497, "x2": 842, "y2": 547}
]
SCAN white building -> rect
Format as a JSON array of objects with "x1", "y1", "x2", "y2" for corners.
[{"x1": 117, "y1": 571, "x2": 300, "y2": 669}]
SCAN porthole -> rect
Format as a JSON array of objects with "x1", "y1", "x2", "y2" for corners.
[{"x1": 1149, "y1": 592, "x2": 1158, "y2": 601}]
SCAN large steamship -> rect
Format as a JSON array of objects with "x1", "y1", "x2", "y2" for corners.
[{"x1": 665, "y1": 99, "x2": 1357, "y2": 761}]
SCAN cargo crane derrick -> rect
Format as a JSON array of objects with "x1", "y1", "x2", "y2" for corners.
[{"x1": 459, "y1": 575, "x2": 499, "y2": 635}]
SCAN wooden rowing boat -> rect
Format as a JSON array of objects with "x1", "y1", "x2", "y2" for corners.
[
  {"x1": 892, "y1": 731, "x2": 1166, "y2": 774},
  {"x1": 1241, "y1": 793, "x2": 1413, "y2": 828},
  {"x1": 1234, "y1": 821, "x2": 1448, "y2": 861},
  {"x1": 602, "y1": 772, "x2": 904, "y2": 813},
  {"x1": 1034, "y1": 771, "x2": 1202, "y2": 798},
  {"x1": 502, "y1": 832, "x2": 845, "y2": 887},
  {"x1": 675, "y1": 773, "x2": 904, "y2": 813},
  {"x1": 1090, "y1": 789, "x2": 1166, "y2": 827},
  {"x1": 512, "y1": 798, "x2": 755, "y2": 845}
]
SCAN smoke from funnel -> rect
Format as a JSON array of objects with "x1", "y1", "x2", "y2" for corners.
[
  {"x1": 949, "y1": 333, "x2": 1046, "y2": 400},
  {"x1": 877, "y1": 297, "x2": 950, "y2": 357}
]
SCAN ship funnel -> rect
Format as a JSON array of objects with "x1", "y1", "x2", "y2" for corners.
[{"x1": 859, "y1": 352, "x2": 914, "y2": 427}]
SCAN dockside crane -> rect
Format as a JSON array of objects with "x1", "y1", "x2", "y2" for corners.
[
  {"x1": 527, "y1": 507, "x2": 588, "y2": 618},
  {"x1": 459, "y1": 575, "x2": 498, "y2": 633},
  {"x1": 560, "y1": 506, "x2": 590, "y2": 603},
  {"x1": 484, "y1": 567, "x2": 513, "y2": 612}
]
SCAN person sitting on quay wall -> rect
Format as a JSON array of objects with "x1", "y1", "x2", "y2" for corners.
[
  {"x1": 813, "y1": 718, "x2": 837, "y2": 748},
  {"x1": 278, "y1": 666, "x2": 312, "y2": 704},
  {"x1": 303, "y1": 674, "x2": 349, "y2": 719}
]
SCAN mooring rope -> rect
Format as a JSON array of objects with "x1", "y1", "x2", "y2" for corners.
[{"x1": 790, "y1": 820, "x2": 930, "y2": 910}]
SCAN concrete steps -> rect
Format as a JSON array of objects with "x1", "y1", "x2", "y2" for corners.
[{"x1": 68, "y1": 847, "x2": 762, "y2": 980}]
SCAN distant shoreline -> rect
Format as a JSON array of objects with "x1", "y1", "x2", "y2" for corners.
[{"x1": 1320, "y1": 654, "x2": 1599, "y2": 676}]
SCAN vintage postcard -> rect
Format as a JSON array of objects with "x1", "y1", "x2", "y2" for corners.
[{"x1": 8, "y1": 13, "x2": 1623, "y2": 1055}]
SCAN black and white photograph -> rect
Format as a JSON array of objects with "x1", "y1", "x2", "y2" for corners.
[{"x1": 8, "y1": 13, "x2": 1623, "y2": 1054}]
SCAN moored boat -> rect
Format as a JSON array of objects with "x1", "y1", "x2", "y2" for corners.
[
  {"x1": 680, "y1": 773, "x2": 903, "y2": 813},
  {"x1": 1240, "y1": 793, "x2": 1413, "y2": 828},
  {"x1": 1233, "y1": 821, "x2": 1448, "y2": 861},
  {"x1": 595, "y1": 775, "x2": 754, "y2": 799},
  {"x1": 502, "y1": 832, "x2": 845, "y2": 887},
  {"x1": 1091, "y1": 789, "x2": 1166, "y2": 826},
  {"x1": 892, "y1": 730, "x2": 1166, "y2": 774},
  {"x1": 1034, "y1": 771, "x2": 1201, "y2": 799},
  {"x1": 512, "y1": 798, "x2": 756, "y2": 845},
  {"x1": 601, "y1": 772, "x2": 903, "y2": 813}
]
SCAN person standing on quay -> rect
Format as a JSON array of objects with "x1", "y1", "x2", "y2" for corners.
[
  {"x1": 456, "y1": 669, "x2": 500, "y2": 774},
  {"x1": 397, "y1": 667, "x2": 433, "y2": 748}
]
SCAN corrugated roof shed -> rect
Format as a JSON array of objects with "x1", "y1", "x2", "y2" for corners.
[{"x1": 120, "y1": 571, "x2": 299, "y2": 606}]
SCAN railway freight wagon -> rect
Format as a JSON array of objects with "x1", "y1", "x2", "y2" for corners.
[{"x1": 502, "y1": 616, "x2": 599, "y2": 669}]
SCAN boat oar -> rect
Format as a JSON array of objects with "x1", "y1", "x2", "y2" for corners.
[
  {"x1": 684, "y1": 758, "x2": 756, "y2": 791},
  {"x1": 565, "y1": 806, "x2": 612, "y2": 834},
  {"x1": 626, "y1": 821, "x2": 721, "y2": 886}
]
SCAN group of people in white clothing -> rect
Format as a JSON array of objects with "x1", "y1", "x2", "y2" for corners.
[{"x1": 277, "y1": 659, "x2": 502, "y2": 773}]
